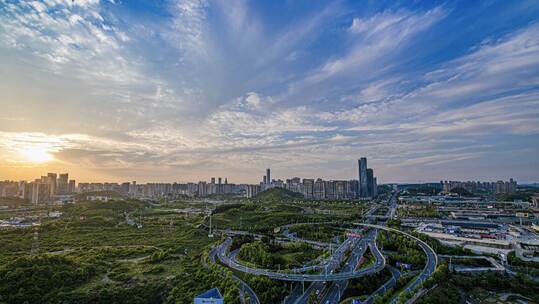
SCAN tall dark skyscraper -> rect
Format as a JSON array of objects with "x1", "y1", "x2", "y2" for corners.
[
  {"x1": 367, "y1": 168, "x2": 374, "y2": 197},
  {"x1": 359, "y1": 158, "x2": 368, "y2": 197},
  {"x1": 266, "y1": 168, "x2": 271, "y2": 184}
]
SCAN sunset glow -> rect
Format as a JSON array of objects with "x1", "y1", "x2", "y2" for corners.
[{"x1": 19, "y1": 147, "x2": 54, "y2": 163}]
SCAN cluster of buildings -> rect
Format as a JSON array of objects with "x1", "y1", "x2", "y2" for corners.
[
  {"x1": 247, "y1": 157, "x2": 378, "y2": 200},
  {"x1": 2, "y1": 175, "x2": 254, "y2": 203},
  {"x1": 1, "y1": 176, "x2": 249, "y2": 203},
  {"x1": 0, "y1": 173, "x2": 76, "y2": 204},
  {"x1": 1, "y1": 157, "x2": 379, "y2": 203},
  {"x1": 79, "y1": 178, "x2": 246, "y2": 199},
  {"x1": 414, "y1": 220, "x2": 539, "y2": 259},
  {"x1": 252, "y1": 176, "x2": 361, "y2": 200},
  {"x1": 441, "y1": 179, "x2": 518, "y2": 194}
]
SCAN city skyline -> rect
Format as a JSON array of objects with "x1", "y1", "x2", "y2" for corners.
[
  {"x1": 0, "y1": 158, "x2": 534, "y2": 184},
  {"x1": 0, "y1": 158, "x2": 379, "y2": 201},
  {"x1": 1, "y1": 1, "x2": 539, "y2": 183},
  {"x1": 1, "y1": 168, "x2": 521, "y2": 187},
  {"x1": 2, "y1": 156, "x2": 521, "y2": 202}
]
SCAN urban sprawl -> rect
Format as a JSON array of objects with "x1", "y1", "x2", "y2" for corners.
[{"x1": 0, "y1": 158, "x2": 521, "y2": 205}]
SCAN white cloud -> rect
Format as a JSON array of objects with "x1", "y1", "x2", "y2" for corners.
[
  {"x1": 0, "y1": 0, "x2": 137, "y2": 84},
  {"x1": 302, "y1": 7, "x2": 446, "y2": 85},
  {"x1": 349, "y1": 11, "x2": 406, "y2": 35},
  {"x1": 325, "y1": 22, "x2": 539, "y2": 135},
  {"x1": 0, "y1": 2, "x2": 538, "y2": 182},
  {"x1": 166, "y1": 0, "x2": 210, "y2": 60},
  {"x1": 410, "y1": 92, "x2": 539, "y2": 136}
]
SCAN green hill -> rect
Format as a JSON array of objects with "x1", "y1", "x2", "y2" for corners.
[{"x1": 255, "y1": 187, "x2": 303, "y2": 201}]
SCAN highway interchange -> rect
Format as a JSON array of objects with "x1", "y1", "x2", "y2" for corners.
[{"x1": 208, "y1": 192, "x2": 439, "y2": 303}]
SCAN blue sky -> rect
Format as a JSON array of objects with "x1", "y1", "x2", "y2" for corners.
[{"x1": 0, "y1": 0, "x2": 538, "y2": 183}]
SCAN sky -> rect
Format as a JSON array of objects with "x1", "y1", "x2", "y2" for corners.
[{"x1": 0, "y1": 0, "x2": 538, "y2": 184}]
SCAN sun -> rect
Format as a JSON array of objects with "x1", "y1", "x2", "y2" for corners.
[{"x1": 20, "y1": 147, "x2": 54, "y2": 163}]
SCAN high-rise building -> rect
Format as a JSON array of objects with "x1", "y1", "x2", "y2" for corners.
[
  {"x1": 23, "y1": 182, "x2": 33, "y2": 201},
  {"x1": 57, "y1": 173, "x2": 68, "y2": 195},
  {"x1": 198, "y1": 181, "x2": 207, "y2": 197},
  {"x1": 18, "y1": 181, "x2": 27, "y2": 198},
  {"x1": 0, "y1": 181, "x2": 18, "y2": 198},
  {"x1": 120, "y1": 182, "x2": 130, "y2": 195},
  {"x1": 32, "y1": 180, "x2": 50, "y2": 204},
  {"x1": 266, "y1": 168, "x2": 271, "y2": 184},
  {"x1": 129, "y1": 181, "x2": 137, "y2": 195},
  {"x1": 246, "y1": 185, "x2": 260, "y2": 198},
  {"x1": 350, "y1": 180, "x2": 359, "y2": 198},
  {"x1": 286, "y1": 177, "x2": 302, "y2": 193},
  {"x1": 367, "y1": 168, "x2": 374, "y2": 197},
  {"x1": 359, "y1": 158, "x2": 368, "y2": 198},
  {"x1": 373, "y1": 177, "x2": 378, "y2": 197},
  {"x1": 302, "y1": 179, "x2": 314, "y2": 199},
  {"x1": 47, "y1": 173, "x2": 57, "y2": 196},
  {"x1": 335, "y1": 180, "x2": 346, "y2": 199},
  {"x1": 313, "y1": 178, "x2": 325, "y2": 200},
  {"x1": 325, "y1": 180, "x2": 336, "y2": 200},
  {"x1": 273, "y1": 179, "x2": 284, "y2": 188},
  {"x1": 68, "y1": 180, "x2": 76, "y2": 194}
]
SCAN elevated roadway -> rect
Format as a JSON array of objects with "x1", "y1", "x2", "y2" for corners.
[{"x1": 216, "y1": 234, "x2": 386, "y2": 281}]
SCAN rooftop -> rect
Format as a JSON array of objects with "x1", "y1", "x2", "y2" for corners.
[{"x1": 195, "y1": 288, "x2": 223, "y2": 299}]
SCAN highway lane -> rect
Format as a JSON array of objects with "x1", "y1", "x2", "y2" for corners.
[
  {"x1": 321, "y1": 230, "x2": 387, "y2": 303},
  {"x1": 400, "y1": 241, "x2": 437, "y2": 293},
  {"x1": 293, "y1": 281, "x2": 323, "y2": 304},
  {"x1": 374, "y1": 231, "x2": 437, "y2": 304},
  {"x1": 208, "y1": 246, "x2": 260, "y2": 304},
  {"x1": 319, "y1": 231, "x2": 377, "y2": 304},
  {"x1": 341, "y1": 223, "x2": 437, "y2": 304},
  {"x1": 294, "y1": 235, "x2": 363, "y2": 304},
  {"x1": 236, "y1": 276, "x2": 261, "y2": 304},
  {"x1": 215, "y1": 204, "x2": 436, "y2": 302},
  {"x1": 388, "y1": 191, "x2": 397, "y2": 219},
  {"x1": 216, "y1": 236, "x2": 386, "y2": 282},
  {"x1": 364, "y1": 266, "x2": 401, "y2": 304},
  {"x1": 217, "y1": 222, "x2": 431, "y2": 283},
  {"x1": 320, "y1": 193, "x2": 397, "y2": 303},
  {"x1": 372, "y1": 192, "x2": 438, "y2": 303},
  {"x1": 283, "y1": 283, "x2": 305, "y2": 304}
]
